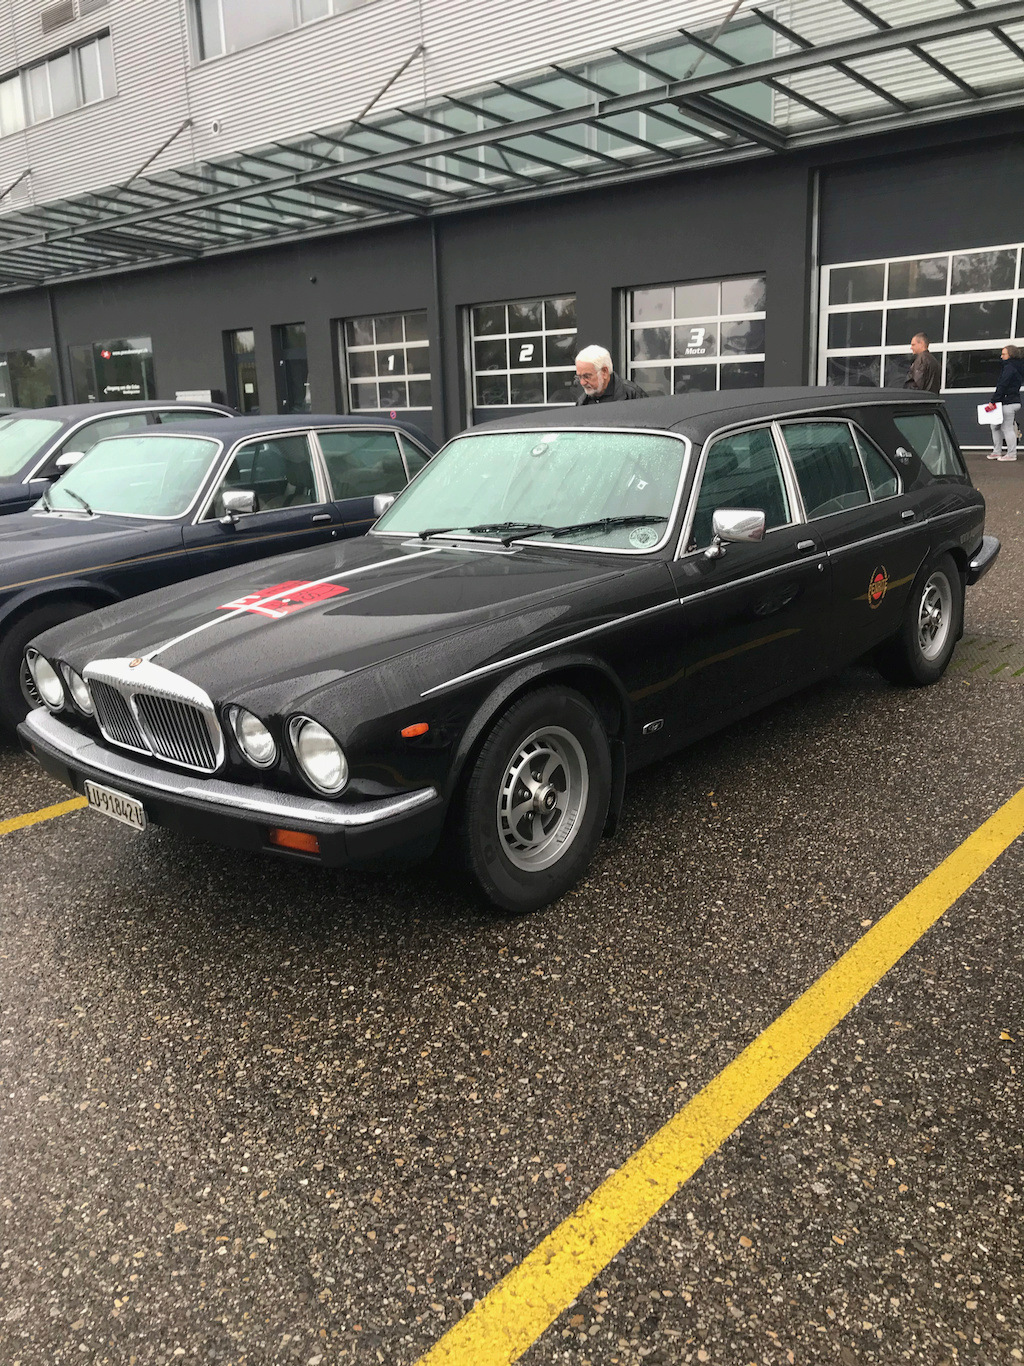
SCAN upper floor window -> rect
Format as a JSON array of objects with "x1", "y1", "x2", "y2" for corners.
[
  {"x1": 0, "y1": 33, "x2": 114, "y2": 138},
  {"x1": 192, "y1": 0, "x2": 351, "y2": 60}
]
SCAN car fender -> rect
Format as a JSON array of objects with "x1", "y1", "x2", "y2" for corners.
[
  {"x1": 446, "y1": 650, "x2": 633, "y2": 801},
  {"x1": 0, "y1": 579, "x2": 120, "y2": 633}
]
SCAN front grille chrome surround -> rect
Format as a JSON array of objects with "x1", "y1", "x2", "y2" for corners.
[{"x1": 83, "y1": 658, "x2": 225, "y2": 774}]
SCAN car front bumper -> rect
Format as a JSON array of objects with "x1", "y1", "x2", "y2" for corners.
[
  {"x1": 19, "y1": 708, "x2": 445, "y2": 867},
  {"x1": 967, "y1": 534, "x2": 1000, "y2": 586}
]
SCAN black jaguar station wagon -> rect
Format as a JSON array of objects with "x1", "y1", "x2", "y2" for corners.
[{"x1": 21, "y1": 389, "x2": 998, "y2": 913}]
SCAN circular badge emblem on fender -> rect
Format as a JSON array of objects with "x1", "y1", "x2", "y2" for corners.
[
  {"x1": 868, "y1": 565, "x2": 889, "y2": 609},
  {"x1": 629, "y1": 526, "x2": 660, "y2": 549},
  {"x1": 129, "y1": 658, "x2": 143, "y2": 668}
]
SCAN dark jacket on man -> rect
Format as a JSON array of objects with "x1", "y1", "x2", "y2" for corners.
[
  {"x1": 904, "y1": 349, "x2": 941, "y2": 394},
  {"x1": 992, "y1": 356, "x2": 1024, "y2": 405},
  {"x1": 576, "y1": 372, "x2": 648, "y2": 405}
]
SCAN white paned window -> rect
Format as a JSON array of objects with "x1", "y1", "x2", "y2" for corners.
[
  {"x1": 626, "y1": 276, "x2": 766, "y2": 395},
  {"x1": 343, "y1": 311, "x2": 431, "y2": 412},
  {"x1": 820, "y1": 244, "x2": 1024, "y2": 393},
  {"x1": 469, "y1": 296, "x2": 577, "y2": 412},
  {"x1": 0, "y1": 34, "x2": 115, "y2": 138},
  {"x1": 192, "y1": 0, "x2": 359, "y2": 60}
]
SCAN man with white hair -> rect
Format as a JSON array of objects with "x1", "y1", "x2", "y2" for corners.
[{"x1": 574, "y1": 345, "x2": 648, "y2": 405}]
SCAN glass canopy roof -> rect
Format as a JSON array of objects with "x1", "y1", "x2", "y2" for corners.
[{"x1": 1, "y1": 0, "x2": 1022, "y2": 292}]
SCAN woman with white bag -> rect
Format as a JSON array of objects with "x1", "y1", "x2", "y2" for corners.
[{"x1": 985, "y1": 344, "x2": 1024, "y2": 461}]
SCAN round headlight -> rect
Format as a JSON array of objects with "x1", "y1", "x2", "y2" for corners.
[
  {"x1": 229, "y1": 706, "x2": 277, "y2": 768},
  {"x1": 62, "y1": 665, "x2": 94, "y2": 716},
  {"x1": 289, "y1": 717, "x2": 348, "y2": 795},
  {"x1": 26, "y1": 651, "x2": 65, "y2": 710}
]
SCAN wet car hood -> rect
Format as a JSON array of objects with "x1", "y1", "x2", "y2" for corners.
[
  {"x1": 0, "y1": 509, "x2": 179, "y2": 580},
  {"x1": 49, "y1": 534, "x2": 644, "y2": 709}
]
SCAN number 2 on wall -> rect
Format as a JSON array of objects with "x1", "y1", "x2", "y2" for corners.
[{"x1": 518, "y1": 343, "x2": 535, "y2": 364}]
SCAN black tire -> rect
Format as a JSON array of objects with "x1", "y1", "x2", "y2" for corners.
[
  {"x1": 0, "y1": 600, "x2": 95, "y2": 732},
  {"x1": 875, "y1": 553, "x2": 964, "y2": 687},
  {"x1": 458, "y1": 686, "x2": 612, "y2": 914}
]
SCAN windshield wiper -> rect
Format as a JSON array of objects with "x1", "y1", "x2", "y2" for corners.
[
  {"x1": 58, "y1": 486, "x2": 94, "y2": 516},
  {"x1": 418, "y1": 521, "x2": 554, "y2": 543},
  {"x1": 514, "y1": 514, "x2": 669, "y2": 543}
]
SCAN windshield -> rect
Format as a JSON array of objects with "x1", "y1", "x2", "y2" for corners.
[
  {"x1": 45, "y1": 434, "x2": 221, "y2": 517},
  {"x1": 374, "y1": 430, "x2": 687, "y2": 551},
  {"x1": 0, "y1": 416, "x2": 63, "y2": 478}
]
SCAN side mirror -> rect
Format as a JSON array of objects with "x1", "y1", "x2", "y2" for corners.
[
  {"x1": 372, "y1": 492, "x2": 396, "y2": 518},
  {"x1": 54, "y1": 450, "x2": 86, "y2": 471},
  {"x1": 705, "y1": 508, "x2": 766, "y2": 560},
  {"x1": 219, "y1": 489, "x2": 258, "y2": 526}
]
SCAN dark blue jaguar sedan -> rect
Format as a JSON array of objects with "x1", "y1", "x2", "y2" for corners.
[
  {"x1": 0, "y1": 400, "x2": 236, "y2": 516},
  {"x1": 0, "y1": 413, "x2": 435, "y2": 727}
]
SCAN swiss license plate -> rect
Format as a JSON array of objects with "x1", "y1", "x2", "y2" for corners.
[{"x1": 84, "y1": 781, "x2": 147, "y2": 832}]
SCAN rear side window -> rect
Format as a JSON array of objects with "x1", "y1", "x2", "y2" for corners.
[
  {"x1": 690, "y1": 426, "x2": 790, "y2": 550},
  {"x1": 318, "y1": 430, "x2": 406, "y2": 499},
  {"x1": 399, "y1": 435, "x2": 430, "y2": 475},
  {"x1": 780, "y1": 421, "x2": 869, "y2": 519},
  {"x1": 853, "y1": 428, "x2": 899, "y2": 499},
  {"x1": 893, "y1": 412, "x2": 963, "y2": 477}
]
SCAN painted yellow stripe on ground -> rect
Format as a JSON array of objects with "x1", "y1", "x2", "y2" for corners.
[
  {"x1": 417, "y1": 783, "x2": 1024, "y2": 1366},
  {"x1": 0, "y1": 796, "x2": 88, "y2": 837}
]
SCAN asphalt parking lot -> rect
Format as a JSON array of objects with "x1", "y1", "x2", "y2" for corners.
[{"x1": 1, "y1": 454, "x2": 1021, "y2": 1366}]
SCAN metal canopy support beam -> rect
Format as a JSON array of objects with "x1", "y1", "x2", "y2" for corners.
[
  {"x1": 673, "y1": 24, "x2": 848, "y2": 125},
  {"x1": 955, "y1": 0, "x2": 1024, "y2": 62},
  {"x1": 750, "y1": 6, "x2": 911, "y2": 113},
  {"x1": 612, "y1": 46, "x2": 785, "y2": 149},
  {"x1": 840, "y1": 0, "x2": 979, "y2": 98}
]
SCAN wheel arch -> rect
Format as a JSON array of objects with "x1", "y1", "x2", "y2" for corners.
[
  {"x1": 446, "y1": 652, "x2": 631, "y2": 802},
  {"x1": 0, "y1": 581, "x2": 121, "y2": 635}
]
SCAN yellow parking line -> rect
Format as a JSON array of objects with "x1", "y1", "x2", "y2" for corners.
[
  {"x1": 416, "y1": 783, "x2": 1024, "y2": 1366},
  {"x1": 0, "y1": 796, "x2": 88, "y2": 837}
]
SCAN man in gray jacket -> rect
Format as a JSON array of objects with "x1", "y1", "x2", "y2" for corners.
[
  {"x1": 904, "y1": 333, "x2": 941, "y2": 393},
  {"x1": 575, "y1": 346, "x2": 648, "y2": 405}
]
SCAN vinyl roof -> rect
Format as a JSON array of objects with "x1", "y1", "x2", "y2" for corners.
[
  {"x1": 470, "y1": 386, "x2": 938, "y2": 438},
  {"x1": 1, "y1": 0, "x2": 1023, "y2": 294}
]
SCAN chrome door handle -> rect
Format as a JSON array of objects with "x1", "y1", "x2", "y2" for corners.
[
  {"x1": 796, "y1": 539, "x2": 816, "y2": 552},
  {"x1": 311, "y1": 513, "x2": 332, "y2": 523},
  {"x1": 901, "y1": 509, "x2": 916, "y2": 521}
]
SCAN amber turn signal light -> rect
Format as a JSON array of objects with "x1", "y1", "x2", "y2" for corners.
[
  {"x1": 400, "y1": 722, "x2": 429, "y2": 738},
  {"x1": 268, "y1": 828, "x2": 320, "y2": 854}
]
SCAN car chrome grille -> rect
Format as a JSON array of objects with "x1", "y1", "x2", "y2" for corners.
[
  {"x1": 91, "y1": 680, "x2": 146, "y2": 751},
  {"x1": 135, "y1": 693, "x2": 218, "y2": 771},
  {"x1": 83, "y1": 659, "x2": 225, "y2": 774}
]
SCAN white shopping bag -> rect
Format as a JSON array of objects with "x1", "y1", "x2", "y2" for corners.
[{"x1": 978, "y1": 402, "x2": 1003, "y2": 426}]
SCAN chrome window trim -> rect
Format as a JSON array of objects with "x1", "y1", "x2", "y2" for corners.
[
  {"x1": 675, "y1": 418, "x2": 799, "y2": 560},
  {"x1": 377, "y1": 425, "x2": 692, "y2": 558},
  {"x1": 307, "y1": 423, "x2": 409, "y2": 502},
  {"x1": 396, "y1": 430, "x2": 434, "y2": 482},
  {"x1": 43, "y1": 430, "x2": 225, "y2": 521},
  {"x1": 676, "y1": 556, "x2": 819, "y2": 605},
  {"x1": 20, "y1": 405, "x2": 227, "y2": 484},
  {"x1": 193, "y1": 427, "x2": 330, "y2": 524},
  {"x1": 773, "y1": 415, "x2": 872, "y2": 519},
  {"x1": 420, "y1": 599, "x2": 678, "y2": 697},
  {"x1": 848, "y1": 420, "x2": 903, "y2": 500}
]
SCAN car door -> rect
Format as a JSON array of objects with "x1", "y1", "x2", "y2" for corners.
[
  {"x1": 182, "y1": 431, "x2": 343, "y2": 574},
  {"x1": 313, "y1": 428, "x2": 410, "y2": 537},
  {"x1": 776, "y1": 418, "x2": 928, "y2": 668},
  {"x1": 664, "y1": 423, "x2": 832, "y2": 742}
]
